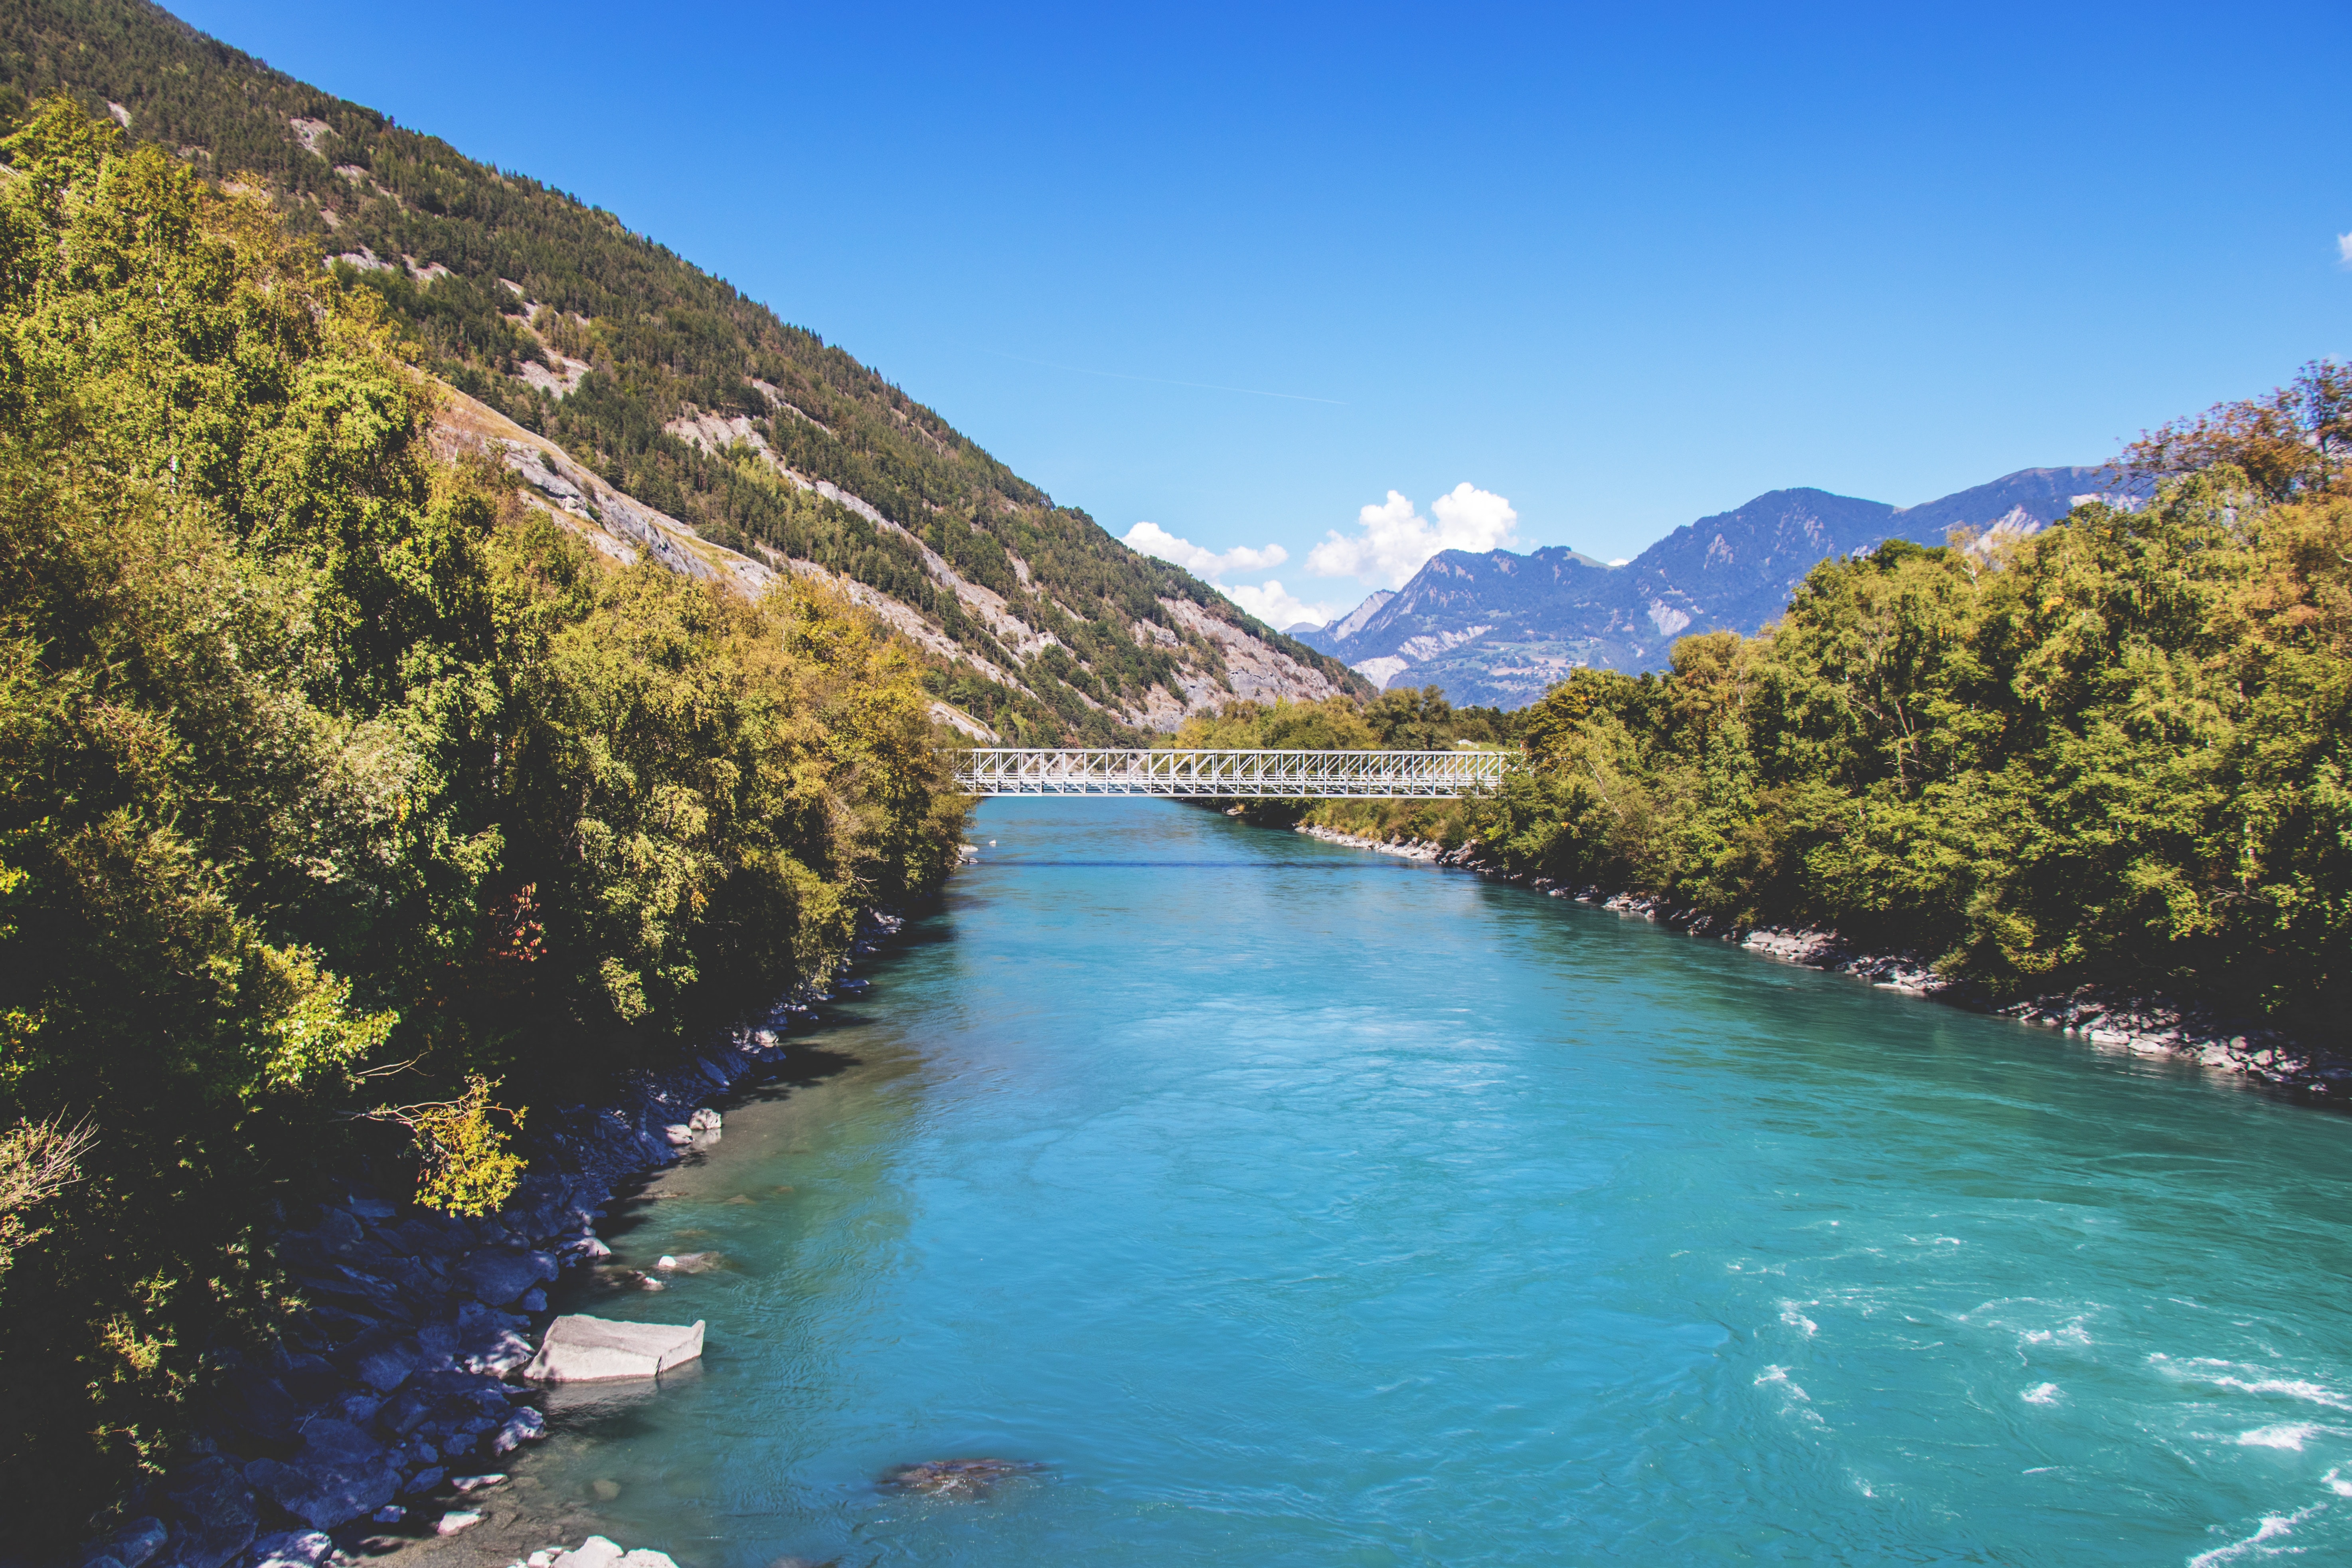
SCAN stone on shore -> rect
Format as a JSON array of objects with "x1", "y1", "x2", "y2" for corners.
[
  {"x1": 522, "y1": 1315, "x2": 704, "y2": 1382},
  {"x1": 462, "y1": 1247, "x2": 559, "y2": 1307},
  {"x1": 491, "y1": 1407, "x2": 547, "y2": 1453},
  {"x1": 545, "y1": 1545, "x2": 678, "y2": 1568},
  {"x1": 92, "y1": 1517, "x2": 168, "y2": 1568},
  {"x1": 248, "y1": 1532, "x2": 333, "y2": 1568},
  {"x1": 549, "y1": 1538, "x2": 620, "y2": 1568},
  {"x1": 158, "y1": 1456, "x2": 258, "y2": 1568},
  {"x1": 244, "y1": 1418, "x2": 402, "y2": 1530}
]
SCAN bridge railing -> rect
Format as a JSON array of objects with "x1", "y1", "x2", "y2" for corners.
[{"x1": 952, "y1": 747, "x2": 1509, "y2": 798}]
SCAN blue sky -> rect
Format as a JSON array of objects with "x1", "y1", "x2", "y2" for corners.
[{"x1": 174, "y1": 0, "x2": 2352, "y2": 625}]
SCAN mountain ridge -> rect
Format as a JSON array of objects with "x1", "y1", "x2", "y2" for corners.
[{"x1": 1296, "y1": 466, "x2": 2129, "y2": 704}]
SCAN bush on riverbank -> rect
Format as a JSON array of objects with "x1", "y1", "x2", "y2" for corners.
[{"x1": 0, "y1": 100, "x2": 965, "y2": 1536}]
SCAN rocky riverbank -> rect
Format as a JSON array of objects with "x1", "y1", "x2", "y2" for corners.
[
  {"x1": 1295, "y1": 823, "x2": 2352, "y2": 1102},
  {"x1": 65, "y1": 913, "x2": 908, "y2": 1568}
]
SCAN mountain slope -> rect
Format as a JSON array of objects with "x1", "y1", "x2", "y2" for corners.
[
  {"x1": 1306, "y1": 466, "x2": 2125, "y2": 704},
  {"x1": 0, "y1": 0, "x2": 1366, "y2": 740}
]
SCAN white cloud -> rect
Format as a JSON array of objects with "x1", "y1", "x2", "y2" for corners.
[
  {"x1": 2339, "y1": 231, "x2": 2352, "y2": 267},
  {"x1": 1224, "y1": 579, "x2": 1340, "y2": 628},
  {"x1": 1304, "y1": 482, "x2": 1520, "y2": 587},
  {"x1": 1123, "y1": 520, "x2": 1287, "y2": 580}
]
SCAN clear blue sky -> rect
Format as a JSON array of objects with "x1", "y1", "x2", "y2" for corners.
[{"x1": 173, "y1": 0, "x2": 2352, "y2": 623}]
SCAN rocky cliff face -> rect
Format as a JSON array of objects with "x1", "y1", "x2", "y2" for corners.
[
  {"x1": 1303, "y1": 467, "x2": 2128, "y2": 705},
  {"x1": 431, "y1": 384, "x2": 1349, "y2": 737}
]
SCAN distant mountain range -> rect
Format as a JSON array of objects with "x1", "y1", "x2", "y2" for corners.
[{"x1": 1288, "y1": 467, "x2": 2130, "y2": 706}]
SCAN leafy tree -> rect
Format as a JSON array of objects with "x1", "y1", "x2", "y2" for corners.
[{"x1": 2121, "y1": 359, "x2": 2352, "y2": 502}]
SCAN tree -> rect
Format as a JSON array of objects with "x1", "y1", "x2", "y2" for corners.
[{"x1": 2121, "y1": 360, "x2": 2352, "y2": 502}]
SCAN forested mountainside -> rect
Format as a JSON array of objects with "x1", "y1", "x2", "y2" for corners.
[
  {"x1": 1301, "y1": 467, "x2": 2122, "y2": 703},
  {"x1": 0, "y1": 0, "x2": 1363, "y2": 741}
]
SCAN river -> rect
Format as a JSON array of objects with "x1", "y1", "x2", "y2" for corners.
[{"x1": 419, "y1": 796, "x2": 2352, "y2": 1567}]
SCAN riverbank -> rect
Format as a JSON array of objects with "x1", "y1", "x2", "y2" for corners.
[
  {"x1": 64, "y1": 914, "x2": 907, "y2": 1568},
  {"x1": 1291, "y1": 823, "x2": 2352, "y2": 1102}
]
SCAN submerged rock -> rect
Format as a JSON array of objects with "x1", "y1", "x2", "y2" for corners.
[{"x1": 880, "y1": 1458, "x2": 1043, "y2": 1498}]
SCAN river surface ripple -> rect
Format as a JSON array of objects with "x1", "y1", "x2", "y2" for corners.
[{"x1": 429, "y1": 797, "x2": 2352, "y2": 1567}]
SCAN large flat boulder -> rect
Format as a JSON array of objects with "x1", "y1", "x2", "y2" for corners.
[{"x1": 522, "y1": 1315, "x2": 705, "y2": 1383}]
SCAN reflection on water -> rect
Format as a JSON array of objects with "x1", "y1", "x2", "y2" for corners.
[{"x1": 394, "y1": 797, "x2": 2352, "y2": 1568}]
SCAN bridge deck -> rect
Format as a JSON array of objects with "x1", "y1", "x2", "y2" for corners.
[{"x1": 953, "y1": 747, "x2": 1507, "y2": 798}]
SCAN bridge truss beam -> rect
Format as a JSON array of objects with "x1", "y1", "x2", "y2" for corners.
[{"x1": 953, "y1": 748, "x2": 1507, "y2": 799}]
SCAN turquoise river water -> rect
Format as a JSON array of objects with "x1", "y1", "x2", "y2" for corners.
[{"x1": 420, "y1": 797, "x2": 2352, "y2": 1567}]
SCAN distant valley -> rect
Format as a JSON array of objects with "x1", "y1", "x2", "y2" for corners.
[{"x1": 1289, "y1": 467, "x2": 2131, "y2": 706}]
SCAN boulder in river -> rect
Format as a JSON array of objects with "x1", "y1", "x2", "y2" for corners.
[
  {"x1": 880, "y1": 1458, "x2": 1042, "y2": 1498},
  {"x1": 522, "y1": 1315, "x2": 705, "y2": 1382}
]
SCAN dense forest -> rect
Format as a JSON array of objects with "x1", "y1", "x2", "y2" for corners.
[
  {"x1": 1308, "y1": 366, "x2": 2352, "y2": 1041},
  {"x1": 0, "y1": 0, "x2": 1361, "y2": 743},
  {"x1": 0, "y1": 100, "x2": 966, "y2": 1528}
]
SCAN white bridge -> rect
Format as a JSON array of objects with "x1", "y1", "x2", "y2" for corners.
[{"x1": 954, "y1": 748, "x2": 1508, "y2": 798}]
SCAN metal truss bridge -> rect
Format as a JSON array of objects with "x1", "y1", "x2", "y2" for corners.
[{"x1": 953, "y1": 747, "x2": 1509, "y2": 799}]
